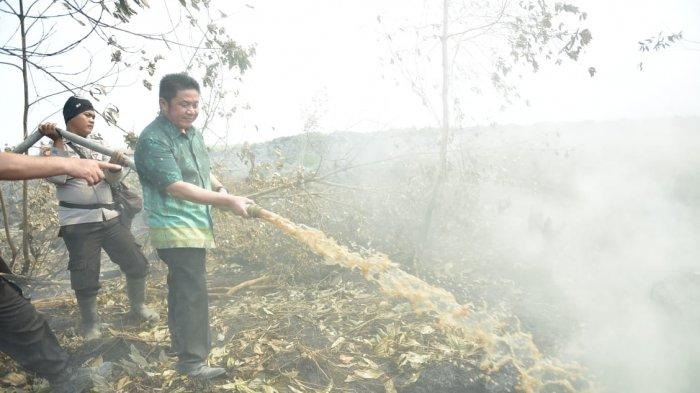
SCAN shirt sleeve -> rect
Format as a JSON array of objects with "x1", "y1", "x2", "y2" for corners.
[{"x1": 135, "y1": 136, "x2": 182, "y2": 191}]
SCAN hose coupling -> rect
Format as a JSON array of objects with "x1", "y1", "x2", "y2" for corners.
[{"x1": 246, "y1": 204, "x2": 263, "y2": 218}]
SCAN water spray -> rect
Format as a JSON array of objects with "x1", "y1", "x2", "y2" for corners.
[{"x1": 243, "y1": 203, "x2": 587, "y2": 392}]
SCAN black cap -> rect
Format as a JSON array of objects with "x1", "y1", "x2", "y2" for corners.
[{"x1": 63, "y1": 96, "x2": 95, "y2": 124}]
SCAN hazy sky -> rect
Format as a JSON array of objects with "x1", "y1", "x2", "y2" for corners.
[{"x1": 1, "y1": 0, "x2": 699, "y2": 149}]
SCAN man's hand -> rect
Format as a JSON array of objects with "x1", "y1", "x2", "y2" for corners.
[
  {"x1": 223, "y1": 195, "x2": 255, "y2": 218},
  {"x1": 165, "y1": 181, "x2": 254, "y2": 216},
  {"x1": 108, "y1": 150, "x2": 127, "y2": 172},
  {"x1": 38, "y1": 123, "x2": 61, "y2": 141},
  {"x1": 64, "y1": 158, "x2": 121, "y2": 185}
]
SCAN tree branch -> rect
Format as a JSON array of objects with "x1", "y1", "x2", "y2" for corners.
[
  {"x1": 225, "y1": 275, "x2": 271, "y2": 296},
  {"x1": 446, "y1": 0, "x2": 510, "y2": 39},
  {"x1": 0, "y1": 60, "x2": 22, "y2": 71},
  {"x1": 64, "y1": 1, "x2": 208, "y2": 50},
  {"x1": 244, "y1": 151, "x2": 436, "y2": 199}
]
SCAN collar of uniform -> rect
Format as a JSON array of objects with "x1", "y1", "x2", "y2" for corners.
[{"x1": 157, "y1": 114, "x2": 195, "y2": 139}]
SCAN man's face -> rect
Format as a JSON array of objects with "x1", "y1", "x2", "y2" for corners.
[
  {"x1": 67, "y1": 110, "x2": 96, "y2": 137},
  {"x1": 160, "y1": 89, "x2": 200, "y2": 131}
]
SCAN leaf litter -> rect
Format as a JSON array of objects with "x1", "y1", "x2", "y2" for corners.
[{"x1": 0, "y1": 210, "x2": 594, "y2": 392}]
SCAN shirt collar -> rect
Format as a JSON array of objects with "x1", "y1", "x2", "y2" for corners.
[{"x1": 158, "y1": 114, "x2": 194, "y2": 138}]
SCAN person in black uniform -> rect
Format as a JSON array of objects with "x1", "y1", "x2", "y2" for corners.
[{"x1": 0, "y1": 152, "x2": 118, "y2": 392}]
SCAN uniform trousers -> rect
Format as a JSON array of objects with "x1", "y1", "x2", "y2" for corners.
[
  {"x1": 60, "y1": 217, "x2": 149, "y2": 299},
  {"x1": 156, "y1": 248, "x2": 210, "y2": 370},
  {"x1": 0, "y1": 277, "x2": 68, "y2": 381}
]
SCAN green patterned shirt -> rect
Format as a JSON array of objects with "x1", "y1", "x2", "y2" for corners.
[{"x1": 134, "y1": 115, "x2": 215, "y2": 249}]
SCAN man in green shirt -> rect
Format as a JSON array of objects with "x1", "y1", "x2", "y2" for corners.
[{"x1": 134, "y1": 73, "x2": 253, "y2": 379}]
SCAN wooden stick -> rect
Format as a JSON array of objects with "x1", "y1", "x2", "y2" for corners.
[{"x1": 226, "y1": 275, "x2": 271, "y2": 296}]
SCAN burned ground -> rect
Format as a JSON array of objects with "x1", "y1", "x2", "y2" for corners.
[{"x1": 0, "y1": 251, "x2": 590, "y2": 392}]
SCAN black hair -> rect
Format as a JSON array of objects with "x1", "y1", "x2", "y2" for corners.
[{"x1": 159, "y1": 73, "x2": 200, "y2": 103}]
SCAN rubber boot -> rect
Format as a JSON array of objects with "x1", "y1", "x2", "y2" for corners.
[
  {"x1": 126, "y1": 276, "x2": 160, "y2": 322},
  {"x1": 177, "y1": 362, "x2": 226, "y2": 380},
  {"x1": 76, "y1": 297, "x2": 101, "y2": 340}
]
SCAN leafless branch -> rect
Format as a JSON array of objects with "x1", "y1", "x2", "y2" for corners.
[
  {"x1": 0, "y1": 60, "x2": 22, "y2": 71},
  {"x1": 447, "y1": 0, "x2": 510, "y2": 40},
  {"x1": 27, "y1": 62, "x2": 121, "y2": 108},
  {"x1": 245, "y1": 151, "x2": 436, "y2": 199},
  {"x1": 64, "y1": 1, "x2": 215, "y2": 51}
]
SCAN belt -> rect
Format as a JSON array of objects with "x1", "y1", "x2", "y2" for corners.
[{"x1": 59, "y1": 201, "x2": 117, "y2": 210}]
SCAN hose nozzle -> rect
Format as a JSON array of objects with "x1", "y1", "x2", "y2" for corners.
[{"x1": 246, "y1": 204, "x2": 263, "y2": 218}]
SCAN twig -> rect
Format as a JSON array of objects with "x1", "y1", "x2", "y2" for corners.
[
  {"x1": 244, "y1": 151, "x2": 436, "y2": 199},
  {"x1": 313, "y1": 180, "x2": 366, "y2": 191},
  {"x1": 226, "y1": 275, "x2": 271, "y2": 296}
]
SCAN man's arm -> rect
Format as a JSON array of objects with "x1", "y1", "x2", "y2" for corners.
[
  {"x1": 44, "y1": 146, "x2": 69, "y2": 185},
  {"x1": 210, "y1": 173, "x2": 227, "y2": 193},
  {"x1": 0, "y1": 152, "x2": 120, "y2": 185},
  {"x1": 166, "y1": 181, "x2": 253, "y2": 218},
  {"x1": 136, "y1": 136, "x2": 252, "y2": 217}
]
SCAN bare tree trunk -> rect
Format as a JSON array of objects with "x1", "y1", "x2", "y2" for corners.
[
  {"x1": 439, "y1": 0, "x2": 450, "y2": 179},
  {"x1": 19, "y1": 0, "x2": 32, "y2": 274},
  {"x1": 414, "y1": 0, "x2": 450, "y2": 266},
  {"x1": 0, "y1": 186, "x2": 19, "y2": 268}
]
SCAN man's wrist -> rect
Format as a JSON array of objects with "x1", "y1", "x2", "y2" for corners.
[{"x1": 56, "y1": 156, "x2": 71, "y2": 173}]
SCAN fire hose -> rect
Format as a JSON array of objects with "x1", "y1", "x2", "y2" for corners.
[
  {"x1": 13, "y1": 128, "x2": 264, "y2": 215},
  {"x1": 12, "y1": 128, "x2": 135, "y2": 169}
]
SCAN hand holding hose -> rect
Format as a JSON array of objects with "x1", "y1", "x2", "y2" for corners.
[
  {"x1": 38, "y1": 123, "x2": 61, "y2": 141},
  {"x1": 64, "y1": 158, "x2": 121, "y2": 185},
  {"x1": 108, "y1": 150, "x2": 128, "y2": 172},
  {"x1": 224, "y1": 195, "x2": 255, "y2": 218}
]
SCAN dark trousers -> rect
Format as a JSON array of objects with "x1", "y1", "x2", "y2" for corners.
[
  {"x1": 0, "y1": 277, "x2": 68, "y2": 381},
  {"x1": 157, "y1": 248, "x2": 210, "y2": 369},
  {"x1": 61, "y1": 217, "x2": 149, "y2": 299}
]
